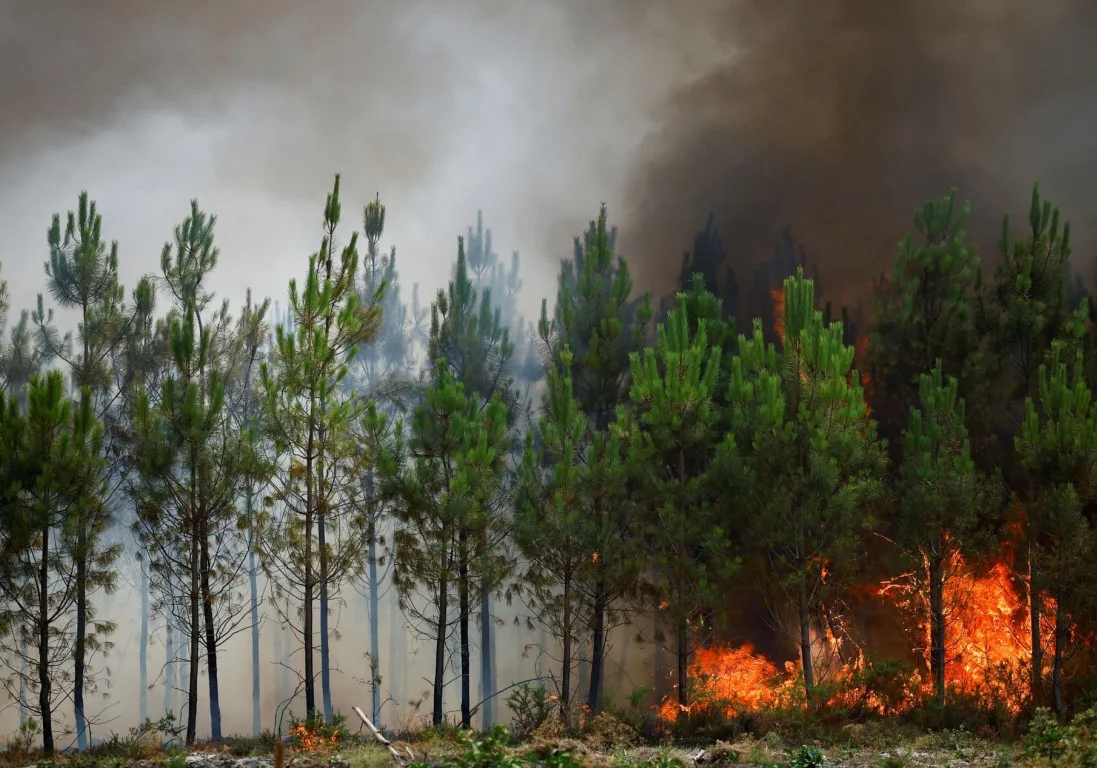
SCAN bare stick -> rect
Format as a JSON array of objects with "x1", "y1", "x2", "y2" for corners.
[{"x1": 353, "y1": 705, "x2": 414, "y2": 767}]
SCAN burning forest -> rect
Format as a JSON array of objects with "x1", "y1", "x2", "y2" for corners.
[{"x1": 7, "y1": 3, "x2": 1097, "y2": 765}]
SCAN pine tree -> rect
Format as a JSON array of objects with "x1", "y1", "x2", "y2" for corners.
[
  {"x1": 429, "y1": 232, "x2": 519, "y2": 727},
  {"x1": 871, "y1": 190, "x2": 982, "y2": 444},
  {"x1": 379, "y1": 365, "x2": 509, "y2": 726},
  {"x1": 514, "y1": 348, "x2": 591, "y2": 720},
  {"x1": 130, "y1": 202, "x2": 252, "y2": 743},
  {"x1": 0, "y1": 372, "x2": 108, "y2": 753},
  {"x1": 627, "y1": 291, "x2": 737, "y2": 714},
  {"x1": 258, "y1": 175, "x2": 379, "y2": 720},
  {"x1": 896, "y1": 362, "x2": 985, "y2": 708},
  {"x1": 538, "y1": 205, "x2": 651, "y2": 711},
  {"x1": 224, "y1": 290, "x2": 271, "y2": 736},
  {"x1": 351, "y1": 193, "x2": 411, "y2": 727},
  {"x1": 32, "y1": 191, "x2": 151, "y2": 748},
  {"x1": 1016, "y1": 341, "x2": 1097, "y2": 714},
  {"x1": 976, "y1": 183, "x2": 1081, "y2": 704},
  {"x1": 719, "y1": 268, "x2": 886, "y2": 707}
]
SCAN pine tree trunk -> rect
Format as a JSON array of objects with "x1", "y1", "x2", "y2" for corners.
[
  {"x1": 368, "y1": 523, "x2": 382, "y2": 725},
  {"x1": 140, "y1": 562, "x2": 149, "y2": 723},
  {"x1": 201, "y1": 539, "x2": 222, "y2": 741},
  {"x1": 479, "y1": 589, "x2": 494, "y2": 728},
  {"x1": 433, "y1": 569, "x2": 449, "y2": 725},
  {"x1": 74, "y1": 520, "x2": 89, "y2": 750},
  {"x1": 19, "y1": 575, "x2": 28, "y2": 728},
  {"x1": 387, "y1": 588, "x2": 399, "y2": 723},
  {"x1": 799, "y1": 578, "x2": 816, "y2": 710},
  {"x1": 1029, "y1": 536, "x2": 1042, "y2": 707},
  {"x1": 587, "y1": 568, "x2": 607, "y2": 713},
  {"x1": 187, "y1": 517, "x2": 201, "y2": 744},
  {"x1": 459, "y1": 527, "x2": 471, "y2": 728},
  {"x1": 165, "y1": 624, "x2": 175, "y2": 717},
  {"x1": 304, "y1": 437, "x2": 317, "y2": 716},
  {"x1": 248, "y1": 495, "x2": 261, "y2": 736},
  {"x1": 675, "y1": 451, "x2": 688, "y2": 718},
  {"x1": 319, "y1": 508, "x2": 333, "y2": 722},
  {"x1": 74, "y1": 308, "x2": 91, "y2": 751},
  {"x1": 929, "y1": 544, "x2": 946, "y2": 709},
  {"x1": 676, "y1": 616, "x2": 689, "y2": 716},
  {"x1": 39, "y1": 525, "x2": 54, "y2": 754},
  {"x1": 560, "y1": 569, "x2": 572, "y2": 723}
]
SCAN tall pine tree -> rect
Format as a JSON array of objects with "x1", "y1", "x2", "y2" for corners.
[{"x1": 719, "y1": 268, "x2": 886, "y2": 707}]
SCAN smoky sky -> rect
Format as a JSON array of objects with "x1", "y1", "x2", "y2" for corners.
[
  {"x1": 0, "y1": 0, "x2": 731, "y2": 324},
  {"x1": 621, "y1": 0, "x2": 1097, "y2": 307}
]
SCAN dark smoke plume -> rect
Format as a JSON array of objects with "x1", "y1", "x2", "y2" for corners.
[{"x1": 622, "y1": 0, "x2": 1097, "y2": 314}]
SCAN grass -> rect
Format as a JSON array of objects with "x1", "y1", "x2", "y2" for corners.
[{"x1": 17, "y1": 703, "x2": 1097, "y2": 768}]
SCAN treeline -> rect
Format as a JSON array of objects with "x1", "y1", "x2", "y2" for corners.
[{"x1": 1, "y1": 177, "x2": 1096, "y2": 753}]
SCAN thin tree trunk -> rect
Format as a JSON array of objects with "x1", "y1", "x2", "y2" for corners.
[
  {"x1": 319, "y1": 506, "x2": 332, "y2": 722},
  {"x1": 140, "y1": 562, "x2": 149, "y2": 723},
  {"x1": 560, "y1": 569, "x2": 572, "y2": 723},
  {"x1": 587, "y1": 570, "x2": 607, "y2": 713},
  {"x1": 368, "y1": 519, "x2": 382, "y2": 725},
  {"x1": 676, "y1": 450, "x2": 688, "y2": 717},
  {"x1": 248, "y1": 487, "x2": 261, "y2": 736},
  {"x1": 39, "y1": 526, "x2": 54, "y2": 754},
  {"x1": 388, "y1": 584, "x2": 404, "y2": 722},
  {"x1": 74, "y1": 519, "x2": 89, "y2": 750},
  {"x1": 799, "y1": 578, "x2": 816, "y2": 710},
  {"x1": 459, "y1": 528, "x2": 471, "y2": 728},
  {"x1": 74, "y1": 305, "x2": 91, "y2": 751},
  {"x1": 676, "y1": 616, "x2": 689, "y2": 713},
  {"x1": 433, "y1": 569, "x2": 449, "y2": 726},
  {"x1": 201, "y1": 539, "x2": 222, "y2": 741},
  {"x1": 165, "y1": 624, "x2": 175, "y2": 717},
  {"x1": 1029, "y1": 535, "x2": 1042, "y2": 707},
  {"x1": 304, "y1": 430, "x2": 316, "y2": 716},
  {"x1": 479, "y1": 589, "x2": 494, "y2": 728},
  {"x1": 929, "y1": 545, "x2": 946, "y2": 709},
  {"x1": 187, "y1": 517, "x2": 201, "y2": 744}
]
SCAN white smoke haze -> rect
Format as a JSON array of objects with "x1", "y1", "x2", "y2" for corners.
[{"x1": 0, "y1": 0, "x2": 733, "y2": 741}]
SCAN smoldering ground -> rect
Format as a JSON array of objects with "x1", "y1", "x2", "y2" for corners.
[{"x1": 621, "y1": 0, "x2": 1097, "y2": 312}]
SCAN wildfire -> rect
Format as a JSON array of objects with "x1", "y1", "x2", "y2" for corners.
[
  {"x1": 656, "y1": 549, "x2": 1060, "y2": 722},
  {"x1": 771, "y1": 287, "x2": 785, "y2": 344},
  {"x1": 290, "y1": 723, "x2": 341, "y2": 753},
  {"x1": 657, "y1": 645, "x2": 783, "y2": 720},
  {"x1": 880, "y1": 550, "x2": 1056, "y2": 713}
]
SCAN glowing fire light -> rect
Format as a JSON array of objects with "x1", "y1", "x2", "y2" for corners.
[
  {"x1": 290, "y1": 723, "x2": 341, "y2": 753},
  {"x1": 656, "y1": 549, "x2": 1059, "y2": 722},
  {"x1": 771, "y1": 287, "x2": 785, "y2": 343}
]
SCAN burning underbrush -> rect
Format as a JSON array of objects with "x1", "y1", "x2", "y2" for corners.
[{"x1": 655, "y1": 549, "x2": 1095, "y2": 736}]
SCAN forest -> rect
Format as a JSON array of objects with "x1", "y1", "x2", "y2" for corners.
[{"x1": 2, "y1": 173, "x2": 1097, "y2": 761}]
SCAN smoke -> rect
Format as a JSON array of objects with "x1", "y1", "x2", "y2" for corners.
[
  {"x1": 0, "y1": 0, "x2": 730, "y2": 318},
  {"x1": 620, "y1": 0, "x2": 1097, "y2": 307}
]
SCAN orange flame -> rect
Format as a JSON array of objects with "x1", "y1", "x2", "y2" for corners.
[
  {"x1": 656, "y1": 548, "x2": 1063, "y2": 722},
  {"x1": 771, "y1": 287, "x2": 785, "y2": 344},
  {"x1": 290, "y1": 724, "x2": 341, "y2": 753}
]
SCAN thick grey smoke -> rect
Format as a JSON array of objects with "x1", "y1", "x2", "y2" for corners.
[
  {"x1": 621, "y1": 0, "x2": 1097, "y2": 308},
  {"x1": 0, "y1": 0, "x2": 728, "y2": 316}
]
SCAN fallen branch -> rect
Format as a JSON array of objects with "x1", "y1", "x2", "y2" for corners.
[{"x1": 353, "y1": 706, "x2": 414, "y2": 767}]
